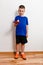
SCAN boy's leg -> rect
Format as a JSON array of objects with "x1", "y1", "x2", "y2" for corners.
[
  {"x1": 21, "y1": 44, "x2": 25, "y2": 53},
  {"x1": 21, "y1": 44, "x2": 26, "y2": 60},
  {"x1": 15, "y1": 35, "x2": 20, "y2": 59},
  {"x1": 15, "y1": 44, "x2": 20, "y2": 59},
  {"x1": 16, "y1": 44, "x2": 20, "y2": 54}
]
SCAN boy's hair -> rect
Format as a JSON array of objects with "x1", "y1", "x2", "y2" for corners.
[{"x1": 19, "y1": 5, "x2": 25, "y2": 9}]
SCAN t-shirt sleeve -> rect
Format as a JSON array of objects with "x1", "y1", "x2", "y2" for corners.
[
  {"x1": 13, "y1": 16, "x2": 18, "y2": 23},
  {"x1": 26, "y1": 17, "x2": 29, "y2": 25}
]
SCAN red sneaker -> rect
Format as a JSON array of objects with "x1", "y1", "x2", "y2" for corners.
[
  {"x1": 15, "y1": 53, "x2": 19, "y2": 59},
  {"x1": 21, "y1": 53, "x2": 26, "y2": 60}
]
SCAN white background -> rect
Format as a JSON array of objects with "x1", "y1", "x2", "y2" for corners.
[{"x1": 0, "y1": 0, "x2": 43, "y2": 52}]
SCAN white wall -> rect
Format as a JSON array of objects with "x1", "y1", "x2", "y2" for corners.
[
  {"x1": 31, "y1": 0, "x2": 43, "y2": 51},
  {"x1": 0, "y1": 0, "x2": 43, "y2": 52}
]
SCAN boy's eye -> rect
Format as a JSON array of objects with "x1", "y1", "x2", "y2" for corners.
[
  {"x1": 19, "y1": 10, "x2": 21, "y2": 12},
  {"x1": 19, "y1": 10, "x2": 24, "y2": 12}
]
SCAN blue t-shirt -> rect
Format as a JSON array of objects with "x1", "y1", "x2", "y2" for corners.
[{"x1": 14, "y1": 15, "x2": 29, "y2": 36}]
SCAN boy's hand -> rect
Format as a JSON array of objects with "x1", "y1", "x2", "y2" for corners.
[
  {"x1": 13, "y1": 20, "x2": 19, "y2": 26},
  {"x1": 26, "y1": 33, "x2": 28, "y2": 38},
  {"x1": 15, "y1": 20, "x2": 19, "y2": 24},
  {"x1": 26, "y1": 33, "x2": 28, "y2": 42}
]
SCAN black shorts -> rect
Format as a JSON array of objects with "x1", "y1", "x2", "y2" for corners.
[{"x1": 16, "y1": 35, "x2": 27, "y2": 44}]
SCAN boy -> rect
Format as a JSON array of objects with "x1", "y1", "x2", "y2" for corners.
[{"x1": 13, "y1": 5, "x2": 28, "y2": 60}]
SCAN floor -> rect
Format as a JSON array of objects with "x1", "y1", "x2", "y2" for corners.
[{"x1": 0, "y1": 53, "x2": 43, "y2": 65}]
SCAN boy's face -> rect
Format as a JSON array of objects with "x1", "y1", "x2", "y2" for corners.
[{"x1": 18, "y1": 8, "x2": 25, "y2": 16}]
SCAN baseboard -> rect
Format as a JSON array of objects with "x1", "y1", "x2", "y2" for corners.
[{"x1": 0, "y1": 51, "x2": 43, "y2": 55}]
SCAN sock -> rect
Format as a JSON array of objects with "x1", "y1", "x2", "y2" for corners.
[
  {"x1": 16, "y1": 52, "x2": 19, "y2": 54},
  {"x1": 21, "y1": 52, "x2": 24, "y2": 54}
]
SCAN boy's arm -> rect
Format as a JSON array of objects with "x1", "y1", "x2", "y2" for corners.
[
  {"x1": 13, "y1": 16, "x2": 19, "y2": 26},
  {"x1": 13, "y1": 20, "x2": 19, "y2": 26},
  {"x1": 13, "y1": 22, "x2": 17, "y2": 26},
  {"x1": 26, "y1": 25, "x2": 28, "y2": 38}
]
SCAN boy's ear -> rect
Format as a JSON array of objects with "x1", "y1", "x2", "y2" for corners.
[{"x1": 24, "y1": 9, "x2": 25, "y2": 12}]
